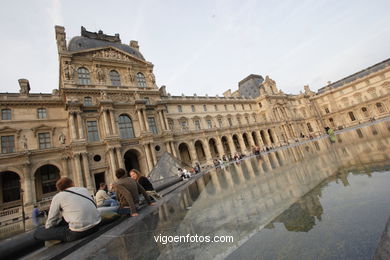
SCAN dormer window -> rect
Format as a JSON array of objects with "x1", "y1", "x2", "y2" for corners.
[
  {"x1": 136, "y1": 73, "x2": 147, "y2": 88},
  {"x1": 109, "y1": 70, "x2": 121, "y2": 86},
  {"x1": 77, "y1": 67, "x2": 90, "y2": 85}
]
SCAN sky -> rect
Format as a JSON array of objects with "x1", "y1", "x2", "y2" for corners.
[{"x1": 0, "y1": 0, "x2": 389, "y2": 96}]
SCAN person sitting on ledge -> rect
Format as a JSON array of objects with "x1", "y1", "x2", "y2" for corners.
[
  {"x1": 115, "y1": 168, "x2": 155, "y2": 217},
  {"x1": 34, "y1": 177, "x2": 101, "y2": 244},
  {"x1": 95, "y1": 183, "x2": 119, "y2": 207},
  {"x1": 130, "y1": 169, "x2": 161, "y2": 201}
]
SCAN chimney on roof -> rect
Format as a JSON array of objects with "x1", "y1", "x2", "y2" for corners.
[
  {"x1": 130, "y1": 40, "x2": 139, "y2": 51},
  {"x1": 18, "y1": 79, "x2": 30, "y2": 95}
]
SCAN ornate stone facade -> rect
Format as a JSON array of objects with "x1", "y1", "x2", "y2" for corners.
[{"x1": 0, "y1": 26, "x2": 389, "y2": 218}]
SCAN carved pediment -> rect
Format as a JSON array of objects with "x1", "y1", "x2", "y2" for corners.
[
  {"x1": 0, "y1": 126, "x2": 21, "y2": 136},
  {"x1": 73, "y1": 47, "x2": 146, "y2": 64},
  {"x1": 31, "y1": 124, "x2": 56, "y2": 136}
]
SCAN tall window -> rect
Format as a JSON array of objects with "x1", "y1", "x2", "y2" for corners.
[
  {"x1": 109, "y1": 70, "x2": 121, "y2": 86},
  {"x1": 348, "y1": 111, "x2": 356, "y2": 121},
  {"x1": 77, "y1": 67, "x2": 90, "y2": 85},
  {"x1": 241, "y1": 104, "x2": 245, "y2": 110},
  {"x1": 325, "y1": 108, "x2": 330, "y2": 114},
  {"x1": 1, "y1": 109, "x2": 11, "y2": 120},
  {"x1": 191, "y1": 105, "x2": 195, "y2": 112},
  {"x1": 214, "y1": 105, "x2": 218, "y2": 111},
  {"x1": 38, "y1": 132, "x2": 51, "y2": 149},
  {"x1": 148, "y1": 117, "x2": 158, "y2": 135},
  {"x1": 228, "y1": 118, "x2": 233, "y2": 127},
  {"x1": 136, "y1": 72, "x2": 147, "y2": 88},
  {"x1": 224, "y1": 104, "x2": 227, "y2": 111},
  {"x1": 118, "y1": 115, "x2": 134, "y2": 139},
  {"x1": 1, "y1": 135, "x2": 15, "y2": 153},
  {"x1": 249, "y1": 104, "x2": 252, "y2": 110},
  {"x1": 37, "y1": 165, "x2": 59, "y2": 194},
  {"x1": 87, "y1": 121, "x2": 100, "y2": 142},
  {"x1": 178, "y1": 105, "x2": 182, "y2": 112},
  {"x1": 37, "y1": 108, "x2": 47, "y2": 119},
  {"x1": 245, "y1": 117, "x2": 249, "y2": 124},
  {"x1": 180, "y1": 120, "x2": 188, "y2": 130},
  {"x1": 194, "y1": 120, "x2": 201, "y2": 130},
  {"x1": 307, "y1": 123, "x2": 313, "y2": 132},
  {"x1": 84, "y1": 97, "x2": 93, "y2": 106},
  {"x1": 233, "y1": 104, "x2": 236, "y2": 110},
  {"x1": 237, "y1": 117, "x2": 241, "y2": 125},
  {"x1": 203, "y1": 105, "x2": 207, "y2": 112},
  {"x1": 218, "y1": 118, "x2": 223, "y2": 128},
  {"x1": 207, "y1": 120, "x2": 212, "y2": 129}
]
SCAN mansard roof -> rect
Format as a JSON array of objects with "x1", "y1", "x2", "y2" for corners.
[{"x1": 68, "y1": 27, "x2": 145, "y2": 60}]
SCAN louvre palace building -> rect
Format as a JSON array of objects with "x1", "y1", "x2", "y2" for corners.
[{"x1": 0, "y1": 26, "x2": 389, "y2": 219}]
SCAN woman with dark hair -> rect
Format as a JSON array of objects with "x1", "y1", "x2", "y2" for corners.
[
  {"x1": 34, "y1": 177, "x2": 101, "y2": 244},
  {"x1": 130, "y1": 169, "x2": 161, "y2": 200}
]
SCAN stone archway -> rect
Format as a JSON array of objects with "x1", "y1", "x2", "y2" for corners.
[
  {"x1": 260, "y1": 130, "x2": 268, "y2": 146},
  {"x1": 268, "y1": 129, "x2": 275, "y2": 144},
  {"x1": 124, "y1": 149, "x2": 141, "y2": 173},
  {"x1": 252, "y1": 131, "x2": 259, "y2": 146},
  {"x1": 178, "y1": 143, "x2": 191, "y2": 165},
  {"x1": 0, "y1": 171, "x2": 21, "y2": 208},
  {"x1": 221, "y1": 136, "x2": 230, "y2": 155},
  {"x1": 232, "y1": 134, "x2": 241, "y2": 152},
  {"x1": 209, "y1": 138, "x2": 219, "y2": 158},
  {"x1": 35, "y1": 164, "x2": 60, "y2": 201},
  {"x1": 195, "y1": 140, "x2": 206, "y2": 164}
]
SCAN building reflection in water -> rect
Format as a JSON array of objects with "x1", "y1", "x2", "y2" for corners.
[{"x1": 76, "y1": 121, "x2": 390, "y2": 260}]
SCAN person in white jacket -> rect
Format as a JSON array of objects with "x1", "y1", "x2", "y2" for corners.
[{"x1": 34, "y1": 177, "x2": 101, "y2": 242}]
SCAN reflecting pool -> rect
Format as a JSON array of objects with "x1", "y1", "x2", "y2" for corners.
[{"x1": 56, "y1": 120, "x2": 390, "y2": 259}]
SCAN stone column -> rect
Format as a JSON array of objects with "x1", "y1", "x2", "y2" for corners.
[
  {"x1": 150, "y1": 144, "x2": 157, "y2": 166},
  {"x1": 203, "y1": 139, "x2": 213, "y2": 163},
  {"x1": 144, "y1": 144, "x2": 153, "y2": 172},
  {"x1": 255, "y1": 131, "x2": 264, "y2": 148},
  {"x1": 215, "y1": 137, "x2": 225, "y2": 157},
  {"x1": 158, "y1": 110, "x2": 166, "y2": 132},
  {"x1": 264, "y1": 131, "x2": 272, "y2": 147},
  {"x1": 137, "y1": 110, "x2": 145, "y2": 132},
  {"x1": 69, "y1": 112, "x2": 78, "y2": 140},
  {"x1": 61, "y1": 157, "x2": 69, "y2": 177},
  {"x1": 102, "y1": 110, "x2": 111, "y2": 136},
  {"x1": 22, "y1": 164, "x2": 35, "y2": 205},
  {"x1": 170, "y1": 142, "x2": 177, "y2": 157},
  {"x1": 76, "y1": 112, "x2": 85, "y2": 139},
  {"x1": 268, "y1": 152, "x2": 279, "y2": 168},
  {"x1": 108, "y1": 148, "x2": 117, "y2": 181},
  {"x1": 188, "y1": 142, "x2": 198, "y2": 165},
  {"x1": 82, "y1": 153, "x2": 94, "y2": 193},
  {"x1": 227, "y1": 135, "x2": 237, "y2": 155},
  {"x1": 116, "y1": 147, "x2": 125, "y2": 169},
  {"x1": 210, "y1": 173, "x2": 222, "y2": 192},
  {"x1": 143, "y1": 110, "x2": 150, "y2": 132},
  {"x1": 237, "y1": 133, "x2": 247, "y2": 153},
  {"x1": 162, "y1": 110, "x2": 169, "y2": 130},
  {"x1": 165, "y1": 142, "x2": 171, "y2": 154},
  {"x1": 73, "y1": 153, "x2": 84, "y2": 186},
  {"x1": 109, "y1": 110, "x2": 118, "y2": 135},
  {"x1": 248, "y1": 132, "x2": 255, "y2": 148}
]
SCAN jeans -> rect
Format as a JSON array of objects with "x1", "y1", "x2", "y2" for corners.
[
  {"x1": 102, "y1": 199, "x2": 119, "y2": 207},
  {"x1": 33, "y1": 220, "x2": 99, "y2": 242}
]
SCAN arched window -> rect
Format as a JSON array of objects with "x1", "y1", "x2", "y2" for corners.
[
  {"x1": 35, "y1": 165, "x2": 60, "y2": 197},
  {"x1": 136, "y1": 73, "x2": 147, "y2": 88},
  {"x1": 307, "y1": 122, "x2": 313, "y2": 132},
  {"x1": 118, "y1": 115, "x2": 135, "y2": 139},
  {"x1": 376, "y1": 103, "x2": 385, "y2": 113},
  {"x1": 77, "y1": 67, "x2": 90, "y2": 85},
  {"x1": 109, "y1": 70, "x2": 121, "y2": 86},
  {"x1": 1, "y1": 171, "x2": 20, "y2": 203}
]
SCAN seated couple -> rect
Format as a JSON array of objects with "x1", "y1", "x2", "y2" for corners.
[
  {"x1": 114, "y1": 168, "x2": 157, "y2": 217},
  {"x1": 34, "y1": 175, "x2": 156, "y2": 244}
]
